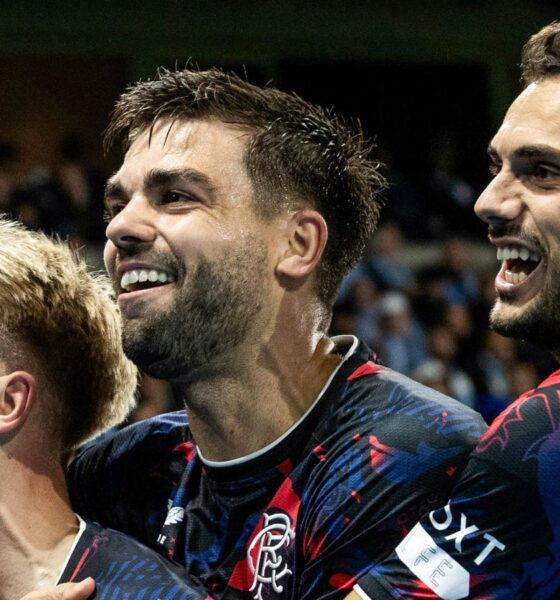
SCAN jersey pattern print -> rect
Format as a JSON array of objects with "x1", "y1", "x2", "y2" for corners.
[
  {"x1": 70, "y1": 337, "x2": 486, "y2": 599},
  {"x1": 59, "y1": 519, "x2": 209, "y2": 599}
]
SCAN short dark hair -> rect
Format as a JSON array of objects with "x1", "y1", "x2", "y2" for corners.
[
  {"x1": 521, "y1": 21, "x2": 560, "y2": 86},
  {"x1": 105, "y1": 68, "x2": 385, "y2": 307}
]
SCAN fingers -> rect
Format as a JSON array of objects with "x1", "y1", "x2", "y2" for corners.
[{"x1": 19, "y1": 578, "x2": 95, "y2": 600}]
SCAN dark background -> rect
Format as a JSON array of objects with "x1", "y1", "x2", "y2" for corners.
[{"x1": 1, "y1": 0, "x2": 557, "y2": 183}]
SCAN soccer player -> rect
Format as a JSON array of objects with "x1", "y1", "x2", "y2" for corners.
[
  {"x1": 27, "y1": 70, "x2": 486, "y2": 600},
  {"x1": 0, "y1": 218, "x2": 206, "y2": 599},
  {"x1": 350, "y1": 21, "x2": 560, "y2": 600}
]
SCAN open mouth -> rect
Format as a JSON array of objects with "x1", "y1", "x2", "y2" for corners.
[
  {"x1": 497, "y1": 244, "x2": 542, "y2": 285},
  {"x1": 120, "y1": 269, "x2": 176, "y2": 293}
]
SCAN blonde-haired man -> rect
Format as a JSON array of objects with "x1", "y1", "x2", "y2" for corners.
[{"x1": 0, "y1": 218, "x2": 202, "y2": 599}]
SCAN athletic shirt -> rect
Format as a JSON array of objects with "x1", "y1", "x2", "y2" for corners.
[
  {"x1": 69, "y1": 337, "x2": 486, "y2": 599},
  {"x1": 58, "y1": 517, "x2": 207, "y2": 599},
  {"x1": 354, "y1": 369, "x2": 560, "y2": 600}
]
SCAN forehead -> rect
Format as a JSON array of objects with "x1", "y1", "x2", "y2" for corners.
[
  {"x1": 117, "y1": 118, "x2": 251, "y2": 182},
  {"x1": 492, "y1": 78, "x2": 560, "y2": 152}
]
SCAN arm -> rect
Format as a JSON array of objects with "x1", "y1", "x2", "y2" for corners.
[
  {"x1": 352, "y1": 390, "x2": 560, "y2": 599},
  {"x1": 69, "y1": 412, "x2": 187, "y2": 543}
]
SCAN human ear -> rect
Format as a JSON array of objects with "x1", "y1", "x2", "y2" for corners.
[
  {"x1": 0, "y1": 371, "x2": 36, "y2": 434},
  {"x1": 276, "y1": 209, "x2": 328, "y2": 279}
]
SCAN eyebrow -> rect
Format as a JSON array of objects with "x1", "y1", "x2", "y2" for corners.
[
  {"x1": 488, "y1": 143, "x2": 560, "y2": 161},
  {"x1": 104, "y1": 167, "x2": 217, "y2": 207}
]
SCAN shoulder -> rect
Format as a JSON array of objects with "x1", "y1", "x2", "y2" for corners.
[
  {"x1": 341, "y1": 360, "x2": 487, "y2": 444},
  {"x1": 73, "y1": 410, "x2": 190, "y2": 468},
  {"x1": 473, "y1": 374, "x2": 560, "y2": 476}
]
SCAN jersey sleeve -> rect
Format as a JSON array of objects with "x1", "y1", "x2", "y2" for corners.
[
  {"x1": 353, "y1": 387, "x2": 560, "y2": 600},
  {"x1": 68, "y1": 412, "x2": 188, "y2": 545},
  {"x1": 295, "y1": 375, "x2": 487, "y2": 599}
]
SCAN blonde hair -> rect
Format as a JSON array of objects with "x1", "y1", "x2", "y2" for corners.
[{"x1": 0, "y1": 217, "x2": 136, "y2": 450}]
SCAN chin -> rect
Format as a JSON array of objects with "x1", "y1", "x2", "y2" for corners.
[{"x1": 490, "y1": 297, "x2": 560, "y2": 352}]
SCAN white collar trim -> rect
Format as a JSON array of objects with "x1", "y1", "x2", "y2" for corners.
[{"x1": 55, "y1": 515, "x2": 87, "y2": 584}]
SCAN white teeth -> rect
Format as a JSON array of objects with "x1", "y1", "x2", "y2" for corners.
[
  {"x1": 496, "y1": 245, "x2": 541, "y2": 263},
  {"x1": 129, "y1": 271, "x2": 139, "y2": 284},
  {"x1": 504, "y1": 270, "x2": 529, "y2": 285},
  {"x1": 120, "y1": 269, "x2": 175, "y2": 291}
]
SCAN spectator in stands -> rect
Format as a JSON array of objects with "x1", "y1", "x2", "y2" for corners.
[
  {"x1": 426, "y1": 324, "x2": 476, "y2": 408},
  {"x1": 374, "y1": 291, "x2": 426, "y2": 375}
]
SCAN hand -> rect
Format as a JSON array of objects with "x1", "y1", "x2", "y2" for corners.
[{"x1": 19, "y1": 578, "x2": 95, "y2": 600}]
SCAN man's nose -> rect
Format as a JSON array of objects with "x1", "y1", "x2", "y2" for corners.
[
  {"x1": 105, "y1": 195, "x2": 157, "y2": 249},
  {"x1": 474, "y1": 171, "x2": 525, "y2": 227}
]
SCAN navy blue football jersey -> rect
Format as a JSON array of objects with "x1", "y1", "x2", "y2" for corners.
[
  {"x1": 58, "y1": 518, "x2": 208, "y2": 599},
  {"x1": 354, "y1": 369, "x2": 560, "y2": 600},
  {"x1": 69, "y1": 337, "x2": 486, "y2": 599}
]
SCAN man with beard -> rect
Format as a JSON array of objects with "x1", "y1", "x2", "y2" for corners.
[
  {"x1": 32, "y1": 69, "x2": 485, "y2": 600},
  {"x1": 350, "y1": 21, "x2": 560, "y2": 600}
]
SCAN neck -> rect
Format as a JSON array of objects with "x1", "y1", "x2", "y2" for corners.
[
  {"x1": 176, "y1": 332, "x2": 344, "y2": 461},
  {"x1": 0, "y1": 455, "x2": 79, "y2": 600}
]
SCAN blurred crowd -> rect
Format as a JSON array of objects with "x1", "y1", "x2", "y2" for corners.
[
  {"x1": 1, "y1": 134, "x2": 554, "y2": 424},
  {"x1": 0, "y1": 136, "x2": 106, "y2": 248}
]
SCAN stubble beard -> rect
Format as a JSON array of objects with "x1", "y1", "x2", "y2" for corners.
[
  {"x1": 490, "y1": 260, "x2": 560, "y2": 356},
  {"x1": 122, "y1": 238, "x2": 269, "y2": 381}
]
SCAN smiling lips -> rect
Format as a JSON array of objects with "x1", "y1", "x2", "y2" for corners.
[
  {"x1": 496, "y1": 243, "x2": 542, "y2": 286},
  {"x1": 120, "y1": 268, "x2": 176, "y2": 293}
]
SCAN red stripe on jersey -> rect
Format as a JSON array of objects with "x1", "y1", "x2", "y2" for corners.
[
  {"x1": 348, "y1": 361, "x2": 384, "y2": 381},
  {"x1": 329, "y1": 572, "x2": 358, "y2": 589},
  {"x1": 68, "y1": 547, "x2": 91, "y2": 582},
  {"x1": 173, "y1": 441, "x2": 196, "y2": 462}
]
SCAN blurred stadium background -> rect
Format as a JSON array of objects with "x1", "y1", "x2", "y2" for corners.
[{"x1": 1, "y1": 0, "x2": 558, "y2": 421}]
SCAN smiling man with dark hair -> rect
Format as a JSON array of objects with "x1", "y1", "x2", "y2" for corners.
[{"x1": 350, "y1": 21, "x2": 560, "y2": 600}]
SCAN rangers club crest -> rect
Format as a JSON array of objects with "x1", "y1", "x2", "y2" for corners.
[{"x1": 248, "y1": 511, "x2": 295, "y2": 599}]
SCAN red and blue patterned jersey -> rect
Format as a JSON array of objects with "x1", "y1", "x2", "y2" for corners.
[
  {"x1": 69, "y1": 337, "x2": 486, "y2": 599},
  {"x1": 58, "y1": 518, "x2": 208, "y2": 599},
  {"x1": 354, "y1": 369, "x2": 560, "y2": 600}
]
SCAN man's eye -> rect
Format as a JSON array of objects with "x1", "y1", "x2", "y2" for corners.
[
  {"x1": 530, "y1": 164, "x2": 560, "y2": 179},
  {"x1": 162, "y1": 191, "x2": 193, "y2": 203}
]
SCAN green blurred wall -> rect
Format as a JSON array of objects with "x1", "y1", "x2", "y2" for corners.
[{"x1": 1, "y1": 0, "x2": 558, "y2": 139}]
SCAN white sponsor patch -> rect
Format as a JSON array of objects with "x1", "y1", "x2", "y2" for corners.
[{"x1": 396, "y1": 523, "x2": 470, "y2": 600}]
